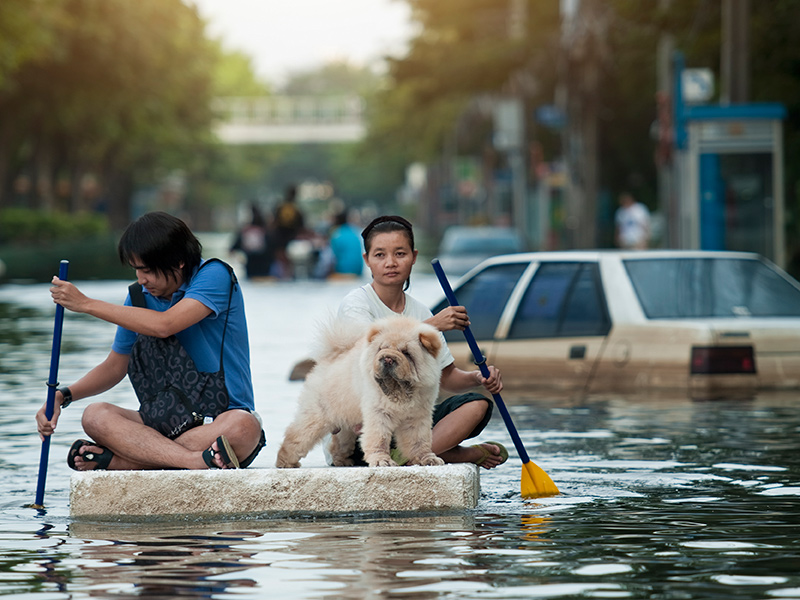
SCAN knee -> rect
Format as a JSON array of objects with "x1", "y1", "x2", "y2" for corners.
[
  {"x1": 222, "y1": 410, "x2": 262, "y2": 440},
  {"x1": 80, "y1": 402, "x2": 114, "y2": 435},
  {"x1": 462, "y1": 398, "x2": 490, "y2": 422}
]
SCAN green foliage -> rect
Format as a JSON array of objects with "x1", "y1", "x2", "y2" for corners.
[
  {"x1": 0, "y1": 0, "x2": 225, "y2": 226},
  {"x1": 0, "y1": 236, "x2": 131, "y2": 282},
  {"x1": 212, "y1": 46, "x2": 271, "y2": 97},
  {"x1": 282, "y1": 60, "x2": 380, "y2": 96},
  {"x1": 0, "y1": 0, "x2": 62, "y2": 90},
  {"x1": 365, "y1": 0, "x2": 560, "y2": 162},
  {"x1": 0, "y1": 208, "x2": 108, "y2": 243}
]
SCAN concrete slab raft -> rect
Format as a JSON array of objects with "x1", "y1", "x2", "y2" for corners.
[{"x1": 70, "y1": 464, "x2": 480, "y2": 518}]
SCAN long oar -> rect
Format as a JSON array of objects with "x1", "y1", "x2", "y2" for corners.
[
  {"x1": 31, "y1": 260, "x2": 69, "y2": 509},
  {"x1": 431, "y1": 259, "x2": 559, "y2": 499}
]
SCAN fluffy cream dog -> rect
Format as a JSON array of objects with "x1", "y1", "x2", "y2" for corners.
[{"x1": 276, "y1": 315, "x2": 445, "y2": 468}]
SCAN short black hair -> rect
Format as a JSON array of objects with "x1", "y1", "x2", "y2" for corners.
[{"x1": 118, "y1": 211, "x2": 202, "y2": 283}]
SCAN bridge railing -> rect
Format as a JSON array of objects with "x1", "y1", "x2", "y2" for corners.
[
  {"x1": 213, "y1": 96, "x2": 365, "y2": 126},
  {"x1": 213, "y1": 95, "x2": 367, "y2": 143}
]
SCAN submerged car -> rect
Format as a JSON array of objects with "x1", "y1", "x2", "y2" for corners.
[
  {"x1": 431, "y1": 250, "x2": 800, "y2": 397},
  {"x1": 436, "y1": 226, "x2": 525, "y2": 276}
]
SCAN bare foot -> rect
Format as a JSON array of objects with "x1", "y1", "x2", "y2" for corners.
[{"x1": 469, "y1": 443, "x2": 507, "y2": 470}]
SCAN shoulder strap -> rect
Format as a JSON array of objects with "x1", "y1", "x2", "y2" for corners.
[{"x1": 197, "y1": 258, "x2": 237, "y2": 373}]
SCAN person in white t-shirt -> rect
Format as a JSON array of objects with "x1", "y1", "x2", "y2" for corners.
[
  {"x1": 615, "y1": 192, "x2": 651, "y2": 250},
  {"x1": 336, "y1": 215, "x2": 509, "y2": 469}
]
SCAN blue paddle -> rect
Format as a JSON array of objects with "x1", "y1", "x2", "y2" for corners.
[
  {"x1": 31, "y1": 260, "x2": 69, "y2": 509},
  {"x1": 431, "y1": 258, "x2": 559, "y2": 498}
]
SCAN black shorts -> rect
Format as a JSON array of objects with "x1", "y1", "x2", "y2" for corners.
[
  {"x1": 432, "y1": 392, "x2": 494, "y2": 438},
  {"x1": 347, "y1": 392, "x2": 493, "y2": 466}
]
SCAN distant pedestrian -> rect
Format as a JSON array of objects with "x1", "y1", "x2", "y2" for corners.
[
  {"x1": 273, "y1": 184, "x2": 305, "y2": 279},
  {"x1": 230, "y1": 203, "x2": 273, "y2": 280},
  {"x1": 615, "y1": 192, "x2": 651, "y2": 250},
  {"x1": 329, "y1": 211, "x2": 363, "y2": 277}
]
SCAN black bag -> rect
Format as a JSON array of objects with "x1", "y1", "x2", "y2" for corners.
[{"x1": 127, "y1": 259, "x2": 237, "y2": 439}]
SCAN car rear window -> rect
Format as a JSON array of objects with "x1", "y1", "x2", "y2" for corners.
[
  {"x1": 431, "y1": 262, "x2": 529, "y2": 341},
  {"x1": 624, "y1": 257, "x2": 800, "y2": 318}
]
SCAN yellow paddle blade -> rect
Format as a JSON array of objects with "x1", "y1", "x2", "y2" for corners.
[{"x1": 521, "y1": 460, "x2": 560, "y2": 499}]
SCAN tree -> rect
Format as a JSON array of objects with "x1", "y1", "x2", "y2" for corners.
[
  {"x1": 364, "y1": 0, "x2": 560, "y2": 162},
  {"x1": 0, "y1": 0, "x2": 219, "y2": 228}
]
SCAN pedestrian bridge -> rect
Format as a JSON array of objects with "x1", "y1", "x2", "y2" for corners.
[{"x1": 213, "y1": 96, "x2": 366, "y2": 144}]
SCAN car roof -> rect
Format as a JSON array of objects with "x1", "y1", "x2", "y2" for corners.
[{"x1": 475, "y1": 249, "x2": 762, "y2": 265}]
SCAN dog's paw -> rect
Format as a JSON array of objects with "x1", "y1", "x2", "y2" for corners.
[
  {"x1": 366, "y1": 453, "x2": 397, "y2": 467},
  {"x1": 331, "y1": 457, "x2": 355, "y2": 467},
  {"x1": 412, "y1": 453, "x2": 445, "y2": 467},
  {"x1": 275, "y1": 450, "x2": 301, "y2": 469},
  {"x1": 275, "y1": 460, "x2": 300, "y2": 468}
]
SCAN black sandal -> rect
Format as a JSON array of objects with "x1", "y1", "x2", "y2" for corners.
[
  {"x1": 202, "y1": 435, "x2": 239, "y2": 469},
  {"x1": 68, "y1": 439, "x2": 114, "y2": 471}
]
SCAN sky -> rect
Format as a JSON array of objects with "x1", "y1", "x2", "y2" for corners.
[{"x1": 190, "y1": 0, "x2": 414, "y2": 85}]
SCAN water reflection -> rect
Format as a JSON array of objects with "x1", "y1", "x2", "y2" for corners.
[{"x1": 67, "y1": 517, "x2": 486, "y2": 599}]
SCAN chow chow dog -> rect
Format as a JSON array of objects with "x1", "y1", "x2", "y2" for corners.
[{"x1": 276, "y1": 315, "x2": 445, "y2": 468}]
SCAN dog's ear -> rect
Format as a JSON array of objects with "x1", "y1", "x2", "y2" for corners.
[
  {"x1": 418, "y1": 328, "x2": 442, "y2": 358},
  {"x1": 367, "y1": 323, "x2": 383, "y2": 344}
]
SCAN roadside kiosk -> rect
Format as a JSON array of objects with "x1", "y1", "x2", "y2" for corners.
[{"x1": 672, "y1": 52, "x2": 786, "y2": 266}]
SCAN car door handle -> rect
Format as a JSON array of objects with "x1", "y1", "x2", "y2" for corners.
[{"x1": 569, "y1": 345, "x2": 586, "y2": 359}]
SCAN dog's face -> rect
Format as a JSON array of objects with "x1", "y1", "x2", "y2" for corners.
[{"x1": 366, "y1": 317, "x2": 441, "y2": 399}]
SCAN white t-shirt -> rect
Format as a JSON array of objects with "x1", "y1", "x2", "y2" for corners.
[
  {"x1": 615, "y1": 202, "x2": 651, "y2": 249},
  {"x1": 338, "y1": 284, "x2": 455, "y2": 371}
]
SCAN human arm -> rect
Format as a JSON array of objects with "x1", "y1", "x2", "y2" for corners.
[
  {"x1": 50, "y1": 277, "x2": 212, "y2": 338},
  {"x1": 440, "y1": 362, "x2": 503, "y2": 396},
  {"x1": 36, "y1": 350, "x2": 130, "y2": 440}
]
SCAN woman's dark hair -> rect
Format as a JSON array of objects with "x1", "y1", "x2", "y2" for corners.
[
  {"x1": 118, "y1": 211, "x2": 202, "y2": 283},
  {"x1": 361, "y1": 215, "x2": 415, "y2": 290},
  {"x1": 361, "y1": 215, "x2": 415, "y2": 253}
]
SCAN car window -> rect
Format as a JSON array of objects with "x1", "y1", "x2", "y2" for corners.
[
  {"x1": 431, "y1": 262, "x2": 529, "y2": 342},
  {"x1": 560, "y1": 264, "x2": 611, "y2": 336},
  {"x1": 625, "y1": 257, "x2": 800, "y2": 318},
  {"x1": 508, "y1": 262, "x2": 610, "y2": 339},
  {"x1": 443, "y1": 232, "x2": 522, "y2": 255}
]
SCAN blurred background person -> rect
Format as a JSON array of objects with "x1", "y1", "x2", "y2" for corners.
[
  {"x1": 615, "y1": 191, "x2": 651, "y2": 250},
  {"x1": 273, "y1": 184, "x2": 306, "y2": 279},
  {"x1": 328, "y1": 210, "x2": 363, "y2": 279},
  {"x1": 230, "y1": 203, "x2": 273, "y2": 280}
]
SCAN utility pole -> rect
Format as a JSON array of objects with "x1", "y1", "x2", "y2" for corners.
[
  {"x1": 508, "y1": 0, "x2": 528, "y2": 242},
  {"x1": 560, "y1": 0, "x2": 605, "y2": 249},
  {"x1": 656, "y1": 0, "x2": 675, "y2": 247},
  {"x1": 720, "y1": 0, "x2": 750, "y2": 104}
]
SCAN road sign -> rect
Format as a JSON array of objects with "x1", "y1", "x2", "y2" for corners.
[{"x1": 682, "y1": 69, "x2": 714, "y2": 103}]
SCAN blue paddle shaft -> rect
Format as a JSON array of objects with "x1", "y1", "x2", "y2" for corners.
[
  {"x1": 34, "y1": 260, "x2": 69, "y2": 508},
  {"x1": 431, "y1": 259, "x2": 531, "y2": 464}
]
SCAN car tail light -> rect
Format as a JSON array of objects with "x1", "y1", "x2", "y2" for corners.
[{"x1": 691, "y1": 346, "x2": 756, "y2": 374}]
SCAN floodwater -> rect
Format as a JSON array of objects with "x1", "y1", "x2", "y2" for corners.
[{"x1": 1, "y1": 266, "x2": 799, "y2": 600}]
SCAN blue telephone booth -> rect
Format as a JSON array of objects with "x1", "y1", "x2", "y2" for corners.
[{"x1": 673, "y1": 53, "x2": 786, "y2": 266}]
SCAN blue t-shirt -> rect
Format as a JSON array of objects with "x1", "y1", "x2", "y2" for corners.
[
  {"x1": 112, "y1": 260, "x2": 255, "y2": 411},
  {"x1": 329, "y1": 223, "x2": 364, "y2": 275}
]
